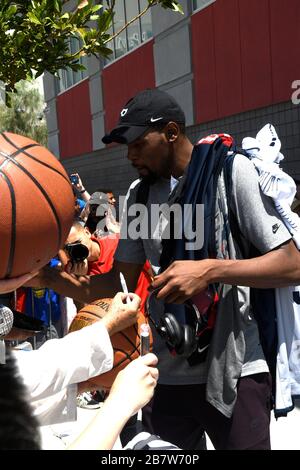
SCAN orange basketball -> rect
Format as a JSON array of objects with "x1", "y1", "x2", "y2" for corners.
[
  {"x1": 69, "y1": 298, "x2": 153, "y2": 390},
  {"x1": 0, "y1": 132, "x2": 74, "y2": 278}
]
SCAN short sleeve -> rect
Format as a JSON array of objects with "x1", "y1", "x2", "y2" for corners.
[{"x1": 231, "y1": 155, "x2": 291, "y2": 254}]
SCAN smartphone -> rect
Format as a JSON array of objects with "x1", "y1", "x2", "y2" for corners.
[{"x1": 70, "y1": 174, "x2": 79, "y2": 185}]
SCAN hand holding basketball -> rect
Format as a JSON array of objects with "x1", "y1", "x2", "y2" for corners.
[{"x1": 102, "y1": 292, "x2": 140, "y2": 335}]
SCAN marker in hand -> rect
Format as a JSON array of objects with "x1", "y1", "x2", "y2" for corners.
[
  {"x1": 140, "y1": 323, "x2": 150, "y2": 356},
  {"x1": 120, "y1": 272, "x2": 131, "y2": 304}
]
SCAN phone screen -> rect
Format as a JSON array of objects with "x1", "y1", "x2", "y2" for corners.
[{"x1": 70, "y1": 175, "x2": 79, "y2": 184}]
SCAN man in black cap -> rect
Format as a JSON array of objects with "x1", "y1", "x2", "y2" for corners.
[
  {"x1": 32, "y1": 88, "x2": 300, "y2": 450},
  {"x1": 103, "y1": 88, "x2": 186, "y2": 146}
]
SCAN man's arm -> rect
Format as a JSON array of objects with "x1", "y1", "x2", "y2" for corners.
[
  {"x1": 211, "y1": 239, "x2": 300, "y2": 288},
  {"x1": 28, "y1": 260, "x2": 143, "y2": 303},
  {"x1": 153, "y1": 240, "x2": 300, "y2": 304}
]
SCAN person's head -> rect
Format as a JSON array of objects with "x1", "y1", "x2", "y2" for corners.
[
  {"x1": 75, "y1": 198, "x2": 85, "y2": 216},
  {"x1": 102, "y1": 89, "x2": 190, "y2": 179},
  {"x1": 64, "y1": 220, "x2": 96, "y2": 261},
  {"x1": 85, "y1": 192, "x2": 110, "y2": 236},
  {"x1": 96, "y1": 189, "x2": 116, "y2": 207}
]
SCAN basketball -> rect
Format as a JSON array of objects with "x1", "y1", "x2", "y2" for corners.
[
  {"x1": 69, "y1": 298, "x2": 153, "y2": 390},
  {"x1": 0, "y1": 132, "x2": 74, "y2": 278}
]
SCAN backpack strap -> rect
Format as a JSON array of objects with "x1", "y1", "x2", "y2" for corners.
[{"x1": 135, "y1": 178, "x2": 151, "y2": 206}]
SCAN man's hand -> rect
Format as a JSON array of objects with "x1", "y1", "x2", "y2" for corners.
[
  {"x1": 152, "y1": 260, "x2": 215, "y2": 304},
  {"x1": 59, "y1": 248, "x2": 88, "y2": 276},
  {"x1": 102, "y1": 292, "x2": 141, "y2": 336},
  {"x1": 71, "y1": 172, "x2": 84, "y2": 192},
  {"x1": 152, "y1": 241, "x2": 300, "y2": 302},
  {"x1": 107, "y1": 353, "x2": 159, "y2": 417},
  {"x1": 0, "y1": 272, "x2": 38, "y2": 294},
  {"x1": 65, "y1": 259, "x2": 88, "y2": 276}
]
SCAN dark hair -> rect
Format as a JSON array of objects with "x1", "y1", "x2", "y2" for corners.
[
  {"x1": 0, "y1": 350, "x2": 41, "y2": 449},
  {"x1": 293, "y1": 178, "x2": 300, "y2": 186}
]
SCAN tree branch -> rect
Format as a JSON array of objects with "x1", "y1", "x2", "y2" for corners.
[{"x1": 105, "y1": 0, "x2": 156, "y2": 44}]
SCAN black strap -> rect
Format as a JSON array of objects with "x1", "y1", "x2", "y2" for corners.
[{"x1": 135, "y1": 178, "x2": 152, "y2": 206}]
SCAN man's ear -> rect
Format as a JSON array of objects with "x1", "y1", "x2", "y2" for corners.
[
  {"x1": 84, "y1": 226, "x2": 92, "y2": 238},
  {"x1": 165, "y1": 122, "x2": 180, "y2": 142}
]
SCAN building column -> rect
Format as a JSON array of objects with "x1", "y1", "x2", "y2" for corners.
[{"x1": 43, "y1": 72, "x2": 60, "y2": 158}]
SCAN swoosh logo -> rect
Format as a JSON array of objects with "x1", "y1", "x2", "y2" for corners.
[
  {"x1": 150, "y1": 117, "x2": 163, "y2": 122},
  {"x1": 198, "y1": 344, "x2": 209, "y2": 354}
]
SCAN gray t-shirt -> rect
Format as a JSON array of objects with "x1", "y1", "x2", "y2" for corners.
[{"x1": 115, "y1": 155, "x2": 291, "y2": 384}]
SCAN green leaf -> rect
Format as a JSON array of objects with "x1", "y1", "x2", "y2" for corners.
[
  {"x1": 27, "y1": 12, "x2": 42, "y2": 25},
  {"x1": 91, "y1": 5, "x2": 102, "y2": 14},
  {"x1": 0, "y1": 0, "x2": 183, "y2": 96},
  {"x1": 6, "y1": 5, "x2": 18, "y2": 17}
]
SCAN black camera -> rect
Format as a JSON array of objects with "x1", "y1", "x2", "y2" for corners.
[
  {"x1": 64, "y1": 242, "x2": 89, "y2": 263},
  {"x1": 70, "y1": 174, "x2": 79, "y2": 185}
]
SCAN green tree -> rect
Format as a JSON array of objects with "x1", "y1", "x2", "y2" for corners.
[
  {"x1": 0, "y1": 81, "x2": 48, "y2": 146},
  {"x1": 0, "y1": 0, "x2": 183, "y2": 102}
]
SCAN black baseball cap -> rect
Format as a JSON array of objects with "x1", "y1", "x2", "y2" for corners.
[{"x1": 102, "y1": 88, "x2": 185, "y2": 145}]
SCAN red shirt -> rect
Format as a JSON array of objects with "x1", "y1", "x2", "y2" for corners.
[
  {"x1": 87, "y1": 235, "x2": 151, "y2": 313},
  {"x1": 88, "y1": 236, "x2": 118, "y2": 275}
]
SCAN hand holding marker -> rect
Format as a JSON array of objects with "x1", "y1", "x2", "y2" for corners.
[
  {"x1": 120, "y1": 272, "x2": 131, "y2": 304},
  {"x1": 119, "y1": 272, "x2": 150, "y2": 355}
]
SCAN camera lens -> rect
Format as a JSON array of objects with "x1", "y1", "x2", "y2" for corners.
[{"x1": 65, "y1": 243, "x2": 89, "y2": 263}]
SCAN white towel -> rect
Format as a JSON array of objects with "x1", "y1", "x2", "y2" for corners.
[
  {"x1": 243, "y1": 124, "x2": 300, "y2": 416},
  {"x1": 242, "y1": 123, "x2": 300, "y2": 248}
]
